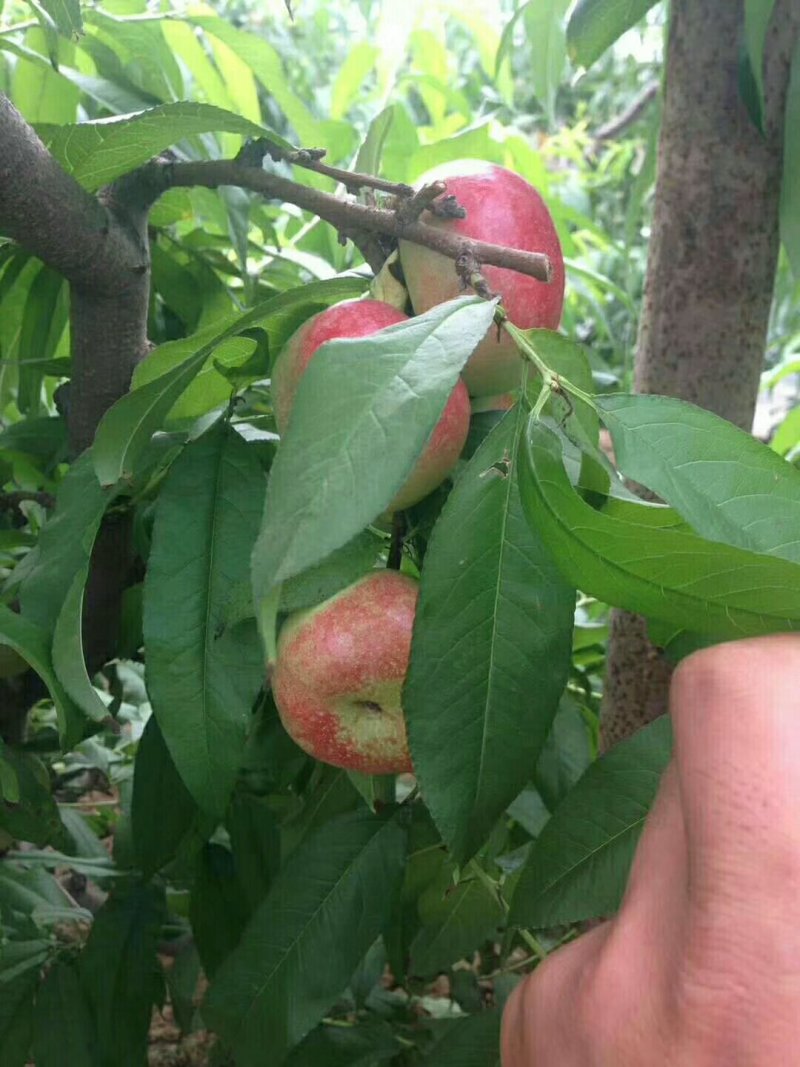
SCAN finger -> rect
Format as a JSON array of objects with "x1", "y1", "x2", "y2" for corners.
[
  {"x1": 670, "y1": 635, "x2": 800, "y2": 907},
  {"x1": 617, "y1": 760, "x2": 688, "y2": 940},
  {"x1": 501, "y1": 924, "x2": 611, "y2": 1066}
]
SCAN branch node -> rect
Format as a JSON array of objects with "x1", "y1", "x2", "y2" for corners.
[
  {"x1": 455, "y1": 246, "x2": 497, "y2": 301},
  {"x1": 235, "y1": 137, "x2": 273, "y2": 167},
  {"x1": 427, "y1": 193, "x2": 467, "y2": 220},
  {"x1": 394, "y1": 181, "x2": 448, "y2": 229},
  {"x1": 286, "y1": 147, "x2": 327, "y2": 164}
]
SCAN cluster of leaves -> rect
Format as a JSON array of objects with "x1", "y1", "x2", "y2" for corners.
[{"x1": 0, "y1": 1, "x2": 798, "y2": 1066}]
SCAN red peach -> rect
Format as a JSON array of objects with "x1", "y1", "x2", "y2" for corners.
[
  {"x1": 271, "y1": 299, "x2": 471, "y2": 512},
  {"x1": 398, "y1": 160, "x2": 565, "y2": 398},
  {"x1": 271, "y1": 570, "x2": 418, "y2": 774}
]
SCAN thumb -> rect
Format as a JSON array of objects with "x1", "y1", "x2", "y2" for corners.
[{"x1": 670, "y1": 635, "x2": 800, "y2": 906}]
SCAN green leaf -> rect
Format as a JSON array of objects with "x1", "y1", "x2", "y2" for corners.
[
  {"x1": 227, "y1": 791, "x2": 281, "y2": 911},
  {"x1": 598, "y1": 393, "x2": 800, "y2": 562},
  {"x1": 286, "y1": 1020, "x2": 399, "y2": 1067},
  {"x1": 510, "y1": 716, "x2": 672, "y2": 927},
  {"x1": 190, "y1": 843, "x2": 250, "y2": 978},
  {"x1": 279, "y1": 529, "x2": 383, "y2": 615},
  {"x1": 781, "y1": 34, "x2": 800, "y2": 279},
  {"x1": 0, "y1": 865, "x2": 75, "y2": 928},
  {"x1": 0, "y1": 415, "x2": 66, "y2": 468},
  {"x1": 744, "y1": 0, "x2": 777, "y2": 126},
  {"x1": 39, "y1": 0, "x2": 82, "y2": 38},
  {"x1": 772, "y1": 404, "x2": 800, "y2": 457},
  {"x1": 82, "y1": 10, "x2": 183, "y2": 102},
  {"x1": 280, "y1": 765, "x2": 363, "y2": 856},
  {"x1": 165, "y1": 942, "x2": 201, "y2": 1034},
  {"x1": 143, "y1": 422, "x2": 266, "y2": 818},
  {"x1": 18, "y1": 453, "x2": 115, "y2": 744},
  {"x1": 353, "y1": 106, "x2": 395, "y2": 176},
  {"x1": 0, "y1": 748, "x2": 64, "y2": 848},
  {"x1": 0, "y1": 36, "x2": 146, "y2": 114},
  {"x1": 32, "y1": 961, "x2": 94, "y2": 1067},
  {"x1": 205, "y1": 809, "x2": 406, "y2": 1066},
  {"x1": 189, "y1": 16, "x2": 355, "y2": 158},
  {"x1": 17, "y1": 263, "x2": 66, "y2": 414},
  {"x1": 496, "y1": 2, "x2": 531, "y2": 75},
  {"x1": 534, "y1": 693, "x2": 593, "y2": 812},
  {"x1": 10, "y1": 27, "x2": 77, "y2": 123},
  {"x1": 93, "y1": 278, "x2": 365, "y2": 487},
  {"x1": 410, "y1": 870, "x2": 505, "y2": 976},
  {"x1": 200, "y1": 20, "x2": 260, "y2": 127},
  {"x1": 385, "y1": 810, "x2": 448, "y2": 980},
  {"x1": 420, "y1": 1010, "x2": 502, "y2": 1066},
  {"x1": 0, "y1": 967, "x2": 37, "y2": 1067},
  {"x1": 332, "y1": 43, "x2": 380, "y2": 119},
  {"x1": 79, "y1": 883, "x2": 166, "y2": 1067},
  {"x1": 52, "y1": 565, "x2": 110, "y2": 724},
  {"x1": 567, "y1": 0, "x2": 660, "y2": 69},
  {"x1": 524, "y1": 0, "x2": 571, "y2": 125},
  {"x1": 252, "y1": 296, "x2": 497, "y2": 602},
  {"x1": 518, "y1": 418, "x2": 800, "y2": 639},
  {"x1": 131, "y1": 715, "x2": 198, "y2": 878},
  {"x1": 20, "y1": 454, "x2": 113, "y2": 633},
  {"x1": 507, "y1": 787, "x2": 550, "y2": 839},
  {"x1": 0, "y1": 746, "x2": 20, "y2": 804},
  {"x1": 59, "y1": 808, "x2": 109, "y2": 865},
  {"x1": 522, "y1": 329, "x2": 607, "y2": 488},
  {"x1": 405, "y1": 408, "x2": 574, "y2": 863},
  {"x1": 135, "y1": 278, "x2": 363, "y2": 393},
  {"x1": 0, "y1": 605, "x2": 83, "y2": 746},
  {"x1": 4, "y1": 849, "x2": 124, "y2": 881}
]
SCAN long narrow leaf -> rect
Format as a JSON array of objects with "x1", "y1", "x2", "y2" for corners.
[
  {"x1": 518, "y1": 418, "x2": 800, "y2": 638},
  {"x1": 598, "y1": 393, "x2": 800, "y2": 562},
  {"x1": 510, "y1": 716, "x2": 671, "y2": 927},
  {"x1": 92, "y1": 278, "x2": 365, "y2": 486},
  {"x1": 567, "y1": 0, "x2": 660, "y2": 69},
  {"x1": 405, "y1": 407, "x2": 574, "y2": 863},
  {"x1": 252, "y1": 296, "x2": 497, "y2": 600},
  {"x1": 205, "y1": 810, "x2": 406, "y2": 1066},
  {"x1": 143, "y1": 422, "x2": 266, "y2": 818}
]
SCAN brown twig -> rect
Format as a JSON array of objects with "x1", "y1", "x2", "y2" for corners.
[
  {"x1": 395, "y1": 181, "x2": 448, "y2": 228},
  {"x1": 251, "y1": 138, "x2": 416, "y2": 196},
  {"x1": 161, "y1": 160, "x2": 553, "y2": 283},
  {"x1": 593, "y1": 82, "x2": 659, "y2": 143}
]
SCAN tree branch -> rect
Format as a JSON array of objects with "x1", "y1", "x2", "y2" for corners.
[
  {"x1": 593, "y1": 82, "x2": 659, "y2": 143},
  {"x1": 159, "y1": 160, "x2": 554, "y2": 283},
  {"x1": 0, "y1": 94, "x2": 152, "y2": 681},
  {"x1": 259, "y1": 140, "x2": 415, "y2": 196},
  {"x1": 0, "y1": 95, "x2": 147, "y2": 293}
]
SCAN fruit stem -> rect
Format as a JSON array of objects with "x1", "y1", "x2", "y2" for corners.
[
  {"x1": 256, "y1": 584, "x2": 281, "y2": 667},
  {"x1": 387, "y1": 511, "x2": 406, "y2": 570},
  {"x1": 518, "y1": 928, "x2": 549, "y2": 963},
  {"x1": 501, "y1": 320, "x2": 598, "y2": 412},
  {"x1": 372, "y1": 774, "x2": 396, "y2": 807}
]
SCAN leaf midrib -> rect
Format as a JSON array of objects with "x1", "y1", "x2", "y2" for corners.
[
  {"x1": 233, "y1": 819, "x2": 391, "y2": 1041},
  {"x1": 529, "y1": 431, "x2": 800, "y2": 632}
]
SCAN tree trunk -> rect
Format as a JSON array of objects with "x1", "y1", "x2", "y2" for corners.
[
  {"x1": 0, "y1": 98, "x2": 152, "y2": 727},
  {"x1": 602, "y1": 0, "x2": 800, "y2": 749}
]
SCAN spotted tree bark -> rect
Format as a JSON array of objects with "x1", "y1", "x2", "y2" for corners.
[{"x1": 602, "y1": 0, "x2": 800, "y2": 749}]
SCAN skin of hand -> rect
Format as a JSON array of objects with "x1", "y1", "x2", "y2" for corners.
[{"x1": 501, "y1": 635, "x2": 800, "y2": 1066}]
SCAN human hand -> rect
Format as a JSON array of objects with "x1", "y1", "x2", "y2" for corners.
[{"x1": 501, "y1": 636, "x2": 800, "y2": 1065}]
